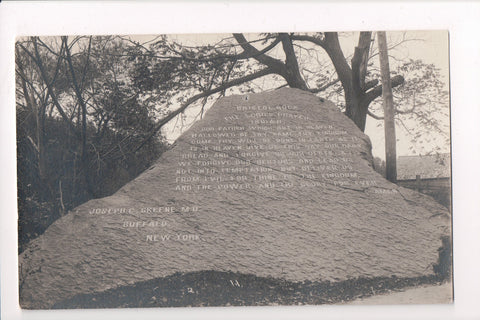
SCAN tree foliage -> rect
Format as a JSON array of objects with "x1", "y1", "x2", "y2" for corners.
[
  {"x1": 16, "y1": 36, "x2": 166, "y2": 252},
  {"x1": 126, "y1": 32, "x2": 448, "y2": 149}
]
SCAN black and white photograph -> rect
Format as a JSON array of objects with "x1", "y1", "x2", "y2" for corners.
[
  {"x1": 16, "y1": 31, "x2": 452, "y2": 309},
  {"x1": 1, "y1": 2, "x2": 480, "y2": 320}
]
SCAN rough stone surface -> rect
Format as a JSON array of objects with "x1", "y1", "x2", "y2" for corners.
[{"x1": 19, "y1": 88, "x2": 451, "y2": 309}]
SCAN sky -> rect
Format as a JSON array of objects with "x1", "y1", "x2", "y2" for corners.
[{"x1": 362, "y1": 31, "x2": 450, "y2": 159}]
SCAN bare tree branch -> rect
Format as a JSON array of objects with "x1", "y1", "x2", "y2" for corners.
[
  {"x1": 134, "y1": 67, "x2": 275, "y2": 152},
  {"x1": 367, "y1": 110, "x2": 384, "y2": 120},
  {"x1": 62, "y1": 36, "x2": 89, "y2": 152},
  {"x1": 365, "y1": 79, "x2": 379, "y2": 91},
  {"x1": 309, "y1": 78, "x2": 341, "y2": 93},
  {"x1": 290, "y1": 34, "x2": 326, "y2": 49},
  {"x1": 351, "y1": 32, "x2": 372, "y2": 93},
  {"x1": 220, "y1": 60, "x2": 236, "y2": 97},
  {"x1": 365, "y1": 74, "x2": 405, "y2": 104},
  {"x1": 21, "y1": 39, "x2": 80, "y2": 137},
  {"x1": 233, "y1": 33, "x2": 286, "y2": 76},
  {"x1": 166, "y1": 36, "x2": 283, "y2": 63},
  {"x1": 278, "y1": 33, "x2": 308, "y2": 90}
]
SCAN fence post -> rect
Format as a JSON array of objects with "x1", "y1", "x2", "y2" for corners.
[{"x1": 415, "y1": 174, "x2": 421, "y2": 191}]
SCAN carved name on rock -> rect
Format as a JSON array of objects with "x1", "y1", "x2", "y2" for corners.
[{"x1": 19, "y1": 88, "x2": 451, "y2": 309}]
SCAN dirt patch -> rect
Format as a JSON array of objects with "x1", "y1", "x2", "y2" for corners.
[{"x1": 347, "y1": 282, "x2": 452, "y2": 305}]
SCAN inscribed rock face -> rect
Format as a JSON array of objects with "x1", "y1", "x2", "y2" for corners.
[{"x1": 19, "y1": 88, "x2": 451, "y2": 309}]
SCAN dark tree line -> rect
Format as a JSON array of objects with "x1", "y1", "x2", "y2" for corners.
[{"x1": 16, "y1": 36, "x2": 166, "y2": 252}]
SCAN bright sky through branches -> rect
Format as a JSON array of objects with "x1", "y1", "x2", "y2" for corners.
[{"x1": 131, "y1": 31, "x2": 450, "y2": 160}]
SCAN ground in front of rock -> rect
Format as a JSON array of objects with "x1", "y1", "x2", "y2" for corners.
[
  {"x1": 52, "y1": 270, "x2": 450, "y2": 309},
  {"x1": 347, "y1": 282, "x2": 452, "y2": 305}
]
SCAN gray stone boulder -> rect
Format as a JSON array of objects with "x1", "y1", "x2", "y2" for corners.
[{"x1": 19, "y1": 88, "x2": 451, "y2": 308}]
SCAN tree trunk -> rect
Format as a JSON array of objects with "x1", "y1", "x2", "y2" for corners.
[
  {"x1": 279, "y1": 34, "x2": 308, "y2": 90},
  {"x1": 377, "y1": 31, "x2": 397, "y2": 183},
  {"x1": 349, "y1": 32, "x2": 372, "y2": 132},
  {"x1": 16, "y1": 48, "x2": 48, "y2": 193},
  {"x1": 290, "y1": 32, "x2": 405, "y2": 132},
  {"x1": 323, "y1": 32, "x2": 372, "y2": 132},
  {"x1": 62, "y1": 36, "x2": 96, "y2": 197}
]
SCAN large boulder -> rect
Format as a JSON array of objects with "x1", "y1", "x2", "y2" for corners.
[{"x1": 19, "y1": 88, "x2": 451, "y2": 308}]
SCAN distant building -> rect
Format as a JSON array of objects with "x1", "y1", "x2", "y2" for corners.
[{"x1": 396, "y1": 153, "x2": 451, "y2": 208}]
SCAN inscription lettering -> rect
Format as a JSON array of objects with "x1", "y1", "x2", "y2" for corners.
[{"x1": 173, "y1": 104, "x2": 378, "y2": 192}]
